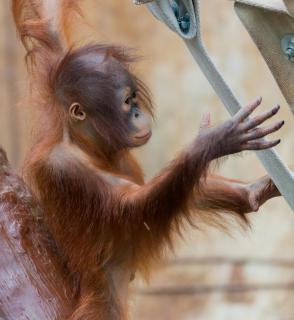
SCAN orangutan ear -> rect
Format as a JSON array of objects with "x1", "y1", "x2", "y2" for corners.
[{"x1": 69, "y1": 103, "x2": 87, "y2": 121}]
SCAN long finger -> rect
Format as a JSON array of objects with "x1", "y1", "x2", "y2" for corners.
[
  {"x1": 234, "y1": 97, "x2": 262, "y2": 123},
  {"x1": 240, "y1": 105, "x2": 280, "y2": 132},
  {"x1": 240, "y1": 120, "x2": 284, "y2": 142},
  {"x1": 241, "y1": 139, "x2": 281, "y2": 151}
]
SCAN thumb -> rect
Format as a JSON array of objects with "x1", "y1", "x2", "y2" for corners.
[{"x1": 200, "y1": 112, "x2": 211, "y2": 129}]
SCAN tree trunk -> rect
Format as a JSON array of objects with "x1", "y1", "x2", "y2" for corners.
[{"x1": 0, "y1": 148, "x2": 73, "y2": 319}]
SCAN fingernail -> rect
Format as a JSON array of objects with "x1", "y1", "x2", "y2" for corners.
[
  {"x1": 273, "y1": 105, "x2": 280, "y2": 113},
  {"x1": 257, "y1": 96, "x2": 262, "y2": 102}
]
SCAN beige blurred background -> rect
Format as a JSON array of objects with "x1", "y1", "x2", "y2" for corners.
[{"x1": 1, "y1": 0, "x2": 294, "y2": 319}]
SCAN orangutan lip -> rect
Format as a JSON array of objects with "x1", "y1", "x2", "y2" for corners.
[{"x1": 135, "y1": 132, "x2": 152, "y2": 140}]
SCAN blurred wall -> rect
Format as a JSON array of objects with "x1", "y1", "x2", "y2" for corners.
[{"x1": 1, "y1": 1, "x2": 294, "y2": 319}]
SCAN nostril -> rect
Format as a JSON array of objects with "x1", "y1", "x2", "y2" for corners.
[{"x1": 134, "y1": 113, "x2": 140, "y2": 118}]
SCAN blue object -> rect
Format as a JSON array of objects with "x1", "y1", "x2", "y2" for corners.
[
  {"x1": 171, "y1": 0, "x2": 179, "y2": 18},
  {"x1": 281, "y1": 34, "x2": 294, "y2": 62},
  {"x1": 171, "y1": 1, "x2": 190, "y2": 33}
]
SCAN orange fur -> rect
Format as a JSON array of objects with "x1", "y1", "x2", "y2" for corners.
[{"x1": 11, "y1": 1, "x2": 254, "y2": 319}]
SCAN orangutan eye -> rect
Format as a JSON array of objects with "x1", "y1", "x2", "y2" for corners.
[
  {"x1": 125, "y1": 97, "x2": 132, "y2": 105},
  {"x1": 132, "y1": 92, "x2": 137, "y2": 99}
]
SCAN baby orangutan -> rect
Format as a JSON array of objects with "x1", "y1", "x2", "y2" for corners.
[{"x1": 11, "y1": 0, "x2": 284, "y2": 319}]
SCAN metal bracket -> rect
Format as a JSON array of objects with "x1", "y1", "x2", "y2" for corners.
[{"x1": 281, "y1": 34, "x2": 294, "y2": 62}]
